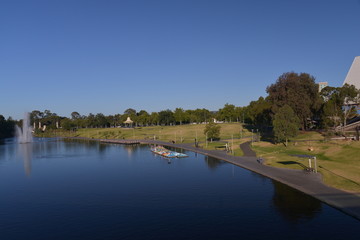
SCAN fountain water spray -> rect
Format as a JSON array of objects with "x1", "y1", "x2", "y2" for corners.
[{"x1": 15, "y1": 112, "x2": 33, "y2": 143}]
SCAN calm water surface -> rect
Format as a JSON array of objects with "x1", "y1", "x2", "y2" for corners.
[{"x1": 0, "y1": 138, "x2": 359, "y2": 240}]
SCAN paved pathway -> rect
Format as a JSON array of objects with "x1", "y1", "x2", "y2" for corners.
[
  {"x1": 239, "y1": 141, "x2": 257, "y2": 157},
  {"x1": 139, "y1": 139, "x2": 360, "y2": 221}
]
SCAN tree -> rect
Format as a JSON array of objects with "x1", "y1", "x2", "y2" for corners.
[
  {"x1": 186, "y1": 110, "x2": 198, "y2": 123},
  {"x1": 204, "y1": 121, "x2": 221, "y2": 141},
  {"x1": 85, "y1": 113, "x2": 96, "y2": 128},
  {"x1": 113, "y1": 114, "x2": 122, "y2": 127},
  {"x1": 0, "y1": 115, "x2": 16, "y2": 139},
  {"x1": 234, "y1": 106, "x2": 244, "y2": 123},
  {"x1": 61, "y1": 118, "x2": 75, "y2": 131},
  {"x1": 267, "y1": 72, "x2": 321, "y2": 130},
  {"x1": 95, "y1": 113, "x2": 109, "y2": 128},
  {"x1": 217, "y1": 103, "x2": 236, "y2": 122},
  {"x1": 340, "y1": 84, "x2": 360, "y2": 128},
  {"x1": 159, "y1": 109, "x2": 175, "y2": 125},
  {"x1": 319, "y1": 84, "x2": 360, "y2": 129},
  {"x1": 194, "y1": 108, "x2": 211, "y2": 123},
  {"x1": 149, "y1": 112, "x2": 159, "y2": 125},
  {"x1": 124, "y1": 108, "x2": 136, "y2": 115},
  {"x1": 137, "y1": 110, "x2": 150, "y2": 126},
  {"x1": 245, "y1": 97, "x2": 272, "y2": 127},
  {"x1": 273, "y1": 105, "x2": 300, "y2": 147},
  {"x1": 174, "y1": 108, "x2": 186, "y2": 125},
  {"x1": 43, "y1": 110, "x2": 54, "y2": 118},
  {"x1": 320, "y1": 86, "x2": 344, "y2": 129},
  {"x1": 71, "y1": 111, "x2": 81, "y2": 120}
]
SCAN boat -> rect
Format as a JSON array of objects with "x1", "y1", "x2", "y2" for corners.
[{"x1": 150, "y1": 145, "x2": 188, "y2": 158}]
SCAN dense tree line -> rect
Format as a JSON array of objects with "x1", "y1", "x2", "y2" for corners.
[
  {"x1": 23, "y1": 105, "x2": 247, "y2": 131},
  {"x1": 2, "y1": 72, "x2": 359, "y2": 143},
  {"x1": 243, "y1": 72, "x2": 359, "y2": 145},
  {"x1": 0, "y1": 115, "x2": 16, "y2": 139}
]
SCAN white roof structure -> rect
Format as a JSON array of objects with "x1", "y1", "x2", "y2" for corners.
[
  {"x1": 123, "y1": 117, "x2": 133, "y2": 124},
  {"x1": 343, "y1": 56, "x2": 360, "y2": 90}
]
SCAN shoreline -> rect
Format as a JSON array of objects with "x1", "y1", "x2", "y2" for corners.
[{"x1": 69, "y1": 137, "x2": 360, "y2": 221}]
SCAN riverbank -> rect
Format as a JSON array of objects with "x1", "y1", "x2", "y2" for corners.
[{"x1": 90, "y1": 137, "x2": 359, "y2": 221}]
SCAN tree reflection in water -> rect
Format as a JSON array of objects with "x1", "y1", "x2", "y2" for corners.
[
  {"x1": 204, "y1": 155, "x2": 226, "y2": 170},
  {"x1": 272, "y1": 180, "x2": 322, "y2": 223}
]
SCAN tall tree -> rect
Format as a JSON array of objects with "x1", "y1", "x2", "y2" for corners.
[
  {"x1": 95, "y1": 113, "x2": 109, "y2": 128},
  {"x1": 137, "y1": 110, "x2": 150, "y2": 126},
  {"x1": 273, "y1": 105, "x2": 300, "y2": 147},
  {"x1": 320, "y1": 84, "x2": 360, "y2": 129},
  {"x1": 341, "y1": 84, "x2": 360, "y2": 127},
  {"x1": 149, "y1": 112, "x2": 159, "y2": 126},
  {"x1": 320, "y1": 86, "x2": 344, "y2": 128},
  {"x1": 217, "y1": 103, "x2": 236, "y2": 122},
  {"x1": 245, "y1": 97, "x2": 272, "y2": 127},
  {"x1": 71, "y1": 111, "x2": 81, "y2": 120},
  {"x1": 158, "y1": 110, "x2": 175, "y2": 125},
  {"x1": 234, "y1": 106, "x2": 244, "y2": 123},
  {"x1": 0, "y1": 115, "x2": 16, "y2": 139},
  {"x1": 124, "y1": 108, "x2": 136, "y2": 115},
  {"x1": 174, "y1": 108, "x2": 185, "y2": 125},
  {"x1": 267, "y1": 72, "x2": 321, "y2": 130}
]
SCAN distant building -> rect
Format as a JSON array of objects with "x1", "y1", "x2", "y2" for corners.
[
  {"x1": 318, "y1": 81, "x2": 328, "y2": 92},
  {"x1": 343, "y1": 56, "x2": 360, "y2": 89}
]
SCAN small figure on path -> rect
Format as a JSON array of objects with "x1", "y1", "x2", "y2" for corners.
[{"x1": 257, "y1": 158, "x2": 263, "y2": 164}]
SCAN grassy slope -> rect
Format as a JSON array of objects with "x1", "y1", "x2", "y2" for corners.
[
  {"x1": 41, "y1": 123, "x2": 251, "y2": 143},
  {"x1": 39, "y1": 123, "x2": 251, "y2": 157},
  {"x1": 252, "y1": 132, "x2": 360, "y2": 193}
]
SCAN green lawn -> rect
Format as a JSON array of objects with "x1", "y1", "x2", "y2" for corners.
[
  {"x1": 252, "y1": 132, "x2": 360, "y2": 193},
  {"x1": 39, "y1": 122, "x2": 251, "y2": 144}
]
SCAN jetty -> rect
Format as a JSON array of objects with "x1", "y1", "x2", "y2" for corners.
[{"x1": 99, "y1": 139, "x2": 140, "y2": 145}]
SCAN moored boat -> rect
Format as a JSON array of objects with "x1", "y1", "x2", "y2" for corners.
[{"x1": 150, "y1": 145, "x2": 188, "y2": 158}]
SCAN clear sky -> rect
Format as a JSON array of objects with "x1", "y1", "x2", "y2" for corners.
[{"x1": 1, "y1": 0, "x2": 360, "y2": 120}]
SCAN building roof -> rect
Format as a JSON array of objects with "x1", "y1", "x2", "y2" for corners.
[
  {"x1": 123, "y1": 117, "x2": 133, "y2": 124},
  {"x1": 343, "y1": 56, "x2": 360, "y2": 90}
]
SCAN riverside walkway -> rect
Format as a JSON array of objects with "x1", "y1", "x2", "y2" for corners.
[{"x1": 139, "y1": 139, "x2": 360, "y2": 221}]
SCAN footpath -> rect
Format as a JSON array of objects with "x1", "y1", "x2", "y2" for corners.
[{"x1": 138, "y1": 139, "x2": 360, "y2": 221}]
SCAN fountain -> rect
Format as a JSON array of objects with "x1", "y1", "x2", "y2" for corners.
[{"x1": 15, "y1": 112, "x2": 33, "y2": 143}]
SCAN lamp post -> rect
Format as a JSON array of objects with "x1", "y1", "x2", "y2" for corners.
[
  {"x1": 206, "y1": 132, "x2": 208, "y2": 148},
  {"x1": 251, "y1": 129, "x2": 254, "y2": 145},
  {"x1": 232, "y1": 134, "x2": 234, "y2": 155}
]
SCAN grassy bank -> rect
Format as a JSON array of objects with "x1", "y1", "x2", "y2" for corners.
[
  {"x1": 252, "y1": 132, "x2": 360, "y2": 193},
  {"x1": 38, "y1": 123, "x2": 252, "y2": 143},
  {"x1": 38, "y1": 123, "x2": 252, "y2": 157}
]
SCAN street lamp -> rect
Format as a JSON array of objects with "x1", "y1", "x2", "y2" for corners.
[{"x1": 252, "y1": 129, "x2": 254, "y2": 144}]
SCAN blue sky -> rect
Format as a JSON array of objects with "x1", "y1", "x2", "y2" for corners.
[{"x1": 1, "y1": 0, "x2": 360, "y2": 120}]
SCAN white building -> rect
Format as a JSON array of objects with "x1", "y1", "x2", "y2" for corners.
[
  {"x1": 343, "y1": 56, "x2": 360, "y2": 89},
  {"x1": 318, "y1": 81, "x2": 328, "y2": 92}
]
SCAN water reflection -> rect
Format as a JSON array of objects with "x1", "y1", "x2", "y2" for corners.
[
  {"x1": 204, "y1": 155, "x2": 226, "y2": 170},
  {"x1": 18, "y1": 143, "x2": 33, "y2": 176},
  {"x1": 124, "y1": 145, "x2": 136, "y2": 156},
  {"x1": 272, "y1": 180, "x2": 322, "y2": 223}
]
